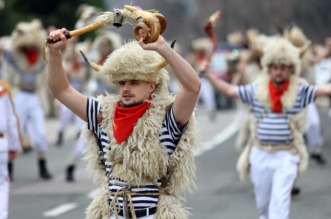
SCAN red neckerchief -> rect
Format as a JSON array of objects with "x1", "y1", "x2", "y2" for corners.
[
  {"x1": 22, "y1": 47, "x2": 39, "y2": 65},
  {"x1": 112, "y1": 99, "x2": 151, "y2": 144},
  {"x1": 269, "y1": 80, "x2": 290, "y2": 113}
]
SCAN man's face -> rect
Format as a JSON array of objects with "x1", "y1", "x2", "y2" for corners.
[
  {"x1": 269, "y1": 64, "x2": 292, "y2": 85},
  {"x1": 118, "y1": 80, "x2": 156, "y2": 107}
]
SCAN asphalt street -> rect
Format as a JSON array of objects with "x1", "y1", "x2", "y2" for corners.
[{"x1": 8, "y1": 107, "x2": 331, "y2": 219}]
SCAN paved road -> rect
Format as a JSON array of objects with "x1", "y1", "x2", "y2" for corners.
[{"x1": 8, "y1": 107, "x2": 331, "y2": 219}]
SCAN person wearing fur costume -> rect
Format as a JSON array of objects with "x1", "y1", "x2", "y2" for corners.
[
  {"x1": 46, "y1": 28, "x2": 201, "y2": 219},
  {"x1": 285, "y1": 26, "x2": 327, "y2": 166},
  {"x1": 200, "y1": 38, "x2": 331, "y2": 219},
  {"x1": 1, "y1": 19, "x2": 53, "y2": 180}
]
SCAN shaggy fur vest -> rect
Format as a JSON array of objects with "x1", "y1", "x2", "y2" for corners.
[
  {"x1": 82, "y1": 94, "x2": 200, "y2": 219},
  {"x1": 236, "y1": 74, "x2": 309, "y2": 180}
]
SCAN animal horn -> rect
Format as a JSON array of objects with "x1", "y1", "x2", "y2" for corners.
[
  {"x1": 155, "y1": 40, "x2": 176, "y2": 69},
  {"x1": 79, "y1": 50, "x2": 102, "y2": 72},
  {"x1": 155, "y1": 13, "x2": 167, "y2": 34},
  {"x1": 299, "y1": 41, "x2": 311, "y2": 58}
]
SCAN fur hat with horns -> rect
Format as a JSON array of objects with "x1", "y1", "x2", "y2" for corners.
[
  {"x1": 261, "y1": 38, "x2": 301, "y2": 76},
  {"x1": 83, "y1": 41, "x2": 170, "y2": 95}
]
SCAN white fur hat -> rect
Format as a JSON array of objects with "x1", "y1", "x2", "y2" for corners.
[
  {"x1": 261, "y1": 38, "x2": 301, "y2": 76},
  {"x1": 85, "y1": 41, "x2": 170, "y2": 95}
]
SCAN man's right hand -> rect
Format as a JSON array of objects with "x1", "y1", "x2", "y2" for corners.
[{"x1": 47, "y1": 28, "x2": 70, "y2": 51}]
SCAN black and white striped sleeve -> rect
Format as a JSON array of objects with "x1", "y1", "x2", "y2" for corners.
[
  {"x1": 299, "y1": 84, "x2": 316, "y2": 108},
  {"x1": 160, "y1": 105, "x2": 187, "y2": 155},
  {"x1": 86, "y1": 97, "x2": 101, "y2": 135},
  {"x1": 236, "y1": 84, "x2": 255, "y2": 105}
]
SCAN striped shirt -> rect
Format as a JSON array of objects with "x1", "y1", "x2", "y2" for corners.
[
  {"x1": 236, "y1": 82, "x2": 316, "y2": 145},
  {"x1": 87, "y1": 98, "x2": 186, "y2": 213}
]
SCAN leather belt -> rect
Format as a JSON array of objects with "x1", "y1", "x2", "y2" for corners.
[{"x1": 118, "y1": 206, "x2": 157, "y2": 218}]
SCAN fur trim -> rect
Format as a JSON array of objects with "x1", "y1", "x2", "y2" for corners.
[
  {"x1": 236, "y1": 140, "x2": 253, "y2": 181},
  {"x1": 166, "y1": 112, "x2": 199, "y2": 193},
  {"x1": 261, "y1": 38, "x2": 301, "y2": 77},
  {"x1": 236, "y1": 115, "x2": 257, "y2": 181},
  {"x1": 82, "y1": 93, "x2": 199, "y2": 218},
  {"x1": 100, "y1": 94, "x2": 169, "y2": 185},
  {"x1": 289, "y1": 110, "x2": 309, "y2": 174},
  {"x1": 85, "y1": 187, "x2": 111, "y2": 219},
  {"x1": 155, "y1": 195, "x2": 190, "y2": 219},
  {"x1": 255, "y1": 74, "x2": 308, "y2": 110}
]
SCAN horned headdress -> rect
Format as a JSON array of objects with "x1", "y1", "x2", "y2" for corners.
[
  {"x1": 261, "y1": 38, "x2": 302, "y2": 76},
  {"x1": 81, "y1": 41, "x2": 171, "y2": 96}
]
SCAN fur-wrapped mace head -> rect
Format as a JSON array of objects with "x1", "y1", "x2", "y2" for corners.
[
  {"x1": 100, "y1": 41, "x2": 169, "y2": 87},
  {"x1": 11, "y1": 19, "x2": 46, "y2": 51},
  {"x1": 261, "y1": 38, "x2": 301, "y2": 76}
]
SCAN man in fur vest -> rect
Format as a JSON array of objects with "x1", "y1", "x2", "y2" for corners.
[
  {"x1": 200, "y1": 37, "x2": 331, "y2": 219},
  {"x1": 46, "y1": 28, "x2": 201, "y2": 219}
]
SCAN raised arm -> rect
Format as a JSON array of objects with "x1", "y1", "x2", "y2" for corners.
[
  {"x1": 199, "y1": 60, "x2": 238, "y2": 99},
  {"x1": 46, "y1": 28, "x2": 87, "y2": 121},
  {"x1": 139, "y1": 36, "x2": 201, "y2": 127}
]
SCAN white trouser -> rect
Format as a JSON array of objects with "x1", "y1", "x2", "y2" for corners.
[
  {"x1": 110, "y1": 215, "x2": 154, "y2": 219},
  {"x1": 249, "y1": 146, "x2": 300, "y2": 219},
  {"x1": 306, "y1": 103, "x2": 323, "y2": 152},
  {"x1": 58, "y1": 104, "x2": 83, "y2": 132},
  {"x1": 0, "y1": 151, "x2": 9, "y2": 219},
  {"x1": 198, "y1": 78, "x2": 216, "y2": 111},
  {"x1": 69, "y1": 138, "x2": 87, "y2": 162},
  {"x1": 14, "y1": 91, "x2": 47, "y2": 151}
]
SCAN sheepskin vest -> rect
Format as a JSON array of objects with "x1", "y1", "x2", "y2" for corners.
[
  {"x1": 236, "y1": 74, "x2": 309, "y2": 181},
  {"x1": 82, "y1": 94, "x2": 200, "y2": 219}
]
